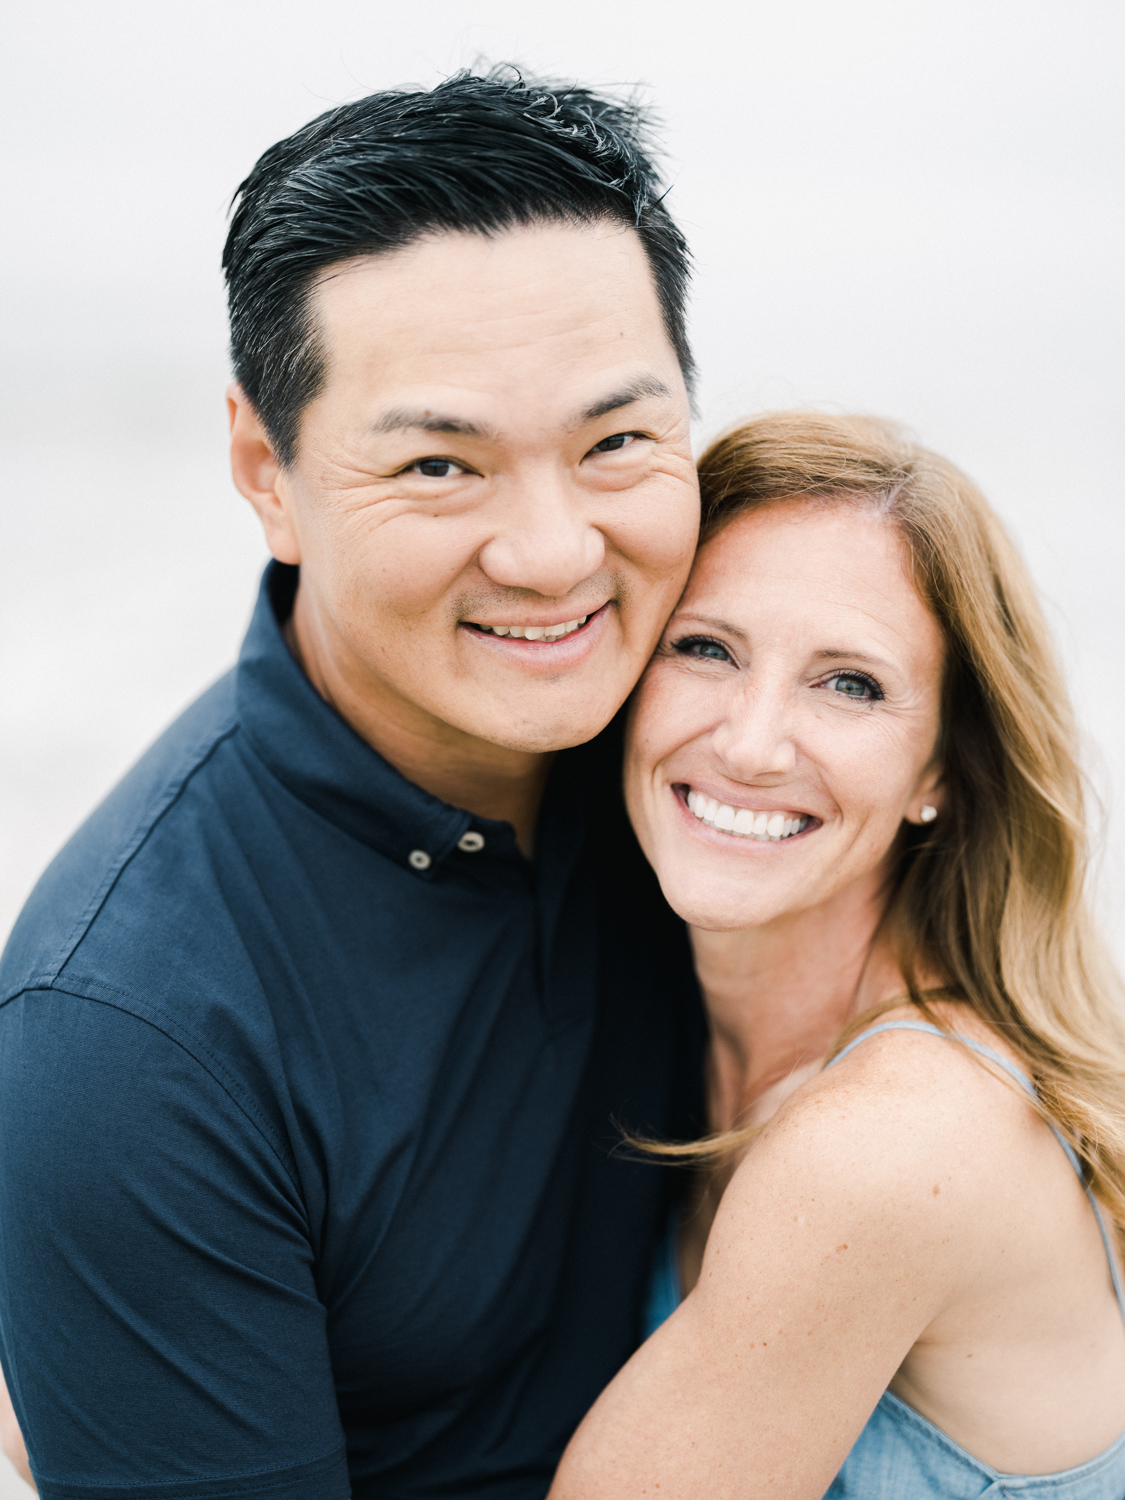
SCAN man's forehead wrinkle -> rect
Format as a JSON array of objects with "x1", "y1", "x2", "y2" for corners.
[{"x1": 404, "y1": 306, "x2": 665, "y2": 366}]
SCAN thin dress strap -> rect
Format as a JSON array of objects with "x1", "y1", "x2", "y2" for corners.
[{"x1": 825, "y1": 1020, "x2": 1125, "y2": 1326}]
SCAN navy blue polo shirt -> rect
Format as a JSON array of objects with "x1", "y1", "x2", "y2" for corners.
[{"x1": 0, "y1": 564, "x2": 700, "y2": 1500}]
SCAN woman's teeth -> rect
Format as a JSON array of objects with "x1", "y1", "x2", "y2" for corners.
[
  {"x1": 686, "y1": 790, "x2": 809, "y2": 841},
  {"x1": 473, "y1": 615, "x2": 589, "y2": 641}
]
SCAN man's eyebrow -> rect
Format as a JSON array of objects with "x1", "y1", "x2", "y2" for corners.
[
  {"x1": 369, "y1": 408, "x2": 498, "y2": 440},
  {"x1": 574, "y1": 376, "x2": 672, "y2": 427},
  {"x1": 367, "y1": 376, "x2": 672, "y2": 442}
]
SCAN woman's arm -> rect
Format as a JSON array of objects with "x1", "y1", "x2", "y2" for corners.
[
  {"x1": 550, "y1": 1034, "x2": 1005, "y2": 1500},
  {"x1": 0, "y1": 1369, "x2": 33, "y2": 1490}
]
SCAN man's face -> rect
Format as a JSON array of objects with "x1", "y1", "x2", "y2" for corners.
[{"x1": 236, "y1": 221, "x2": 699, "y2": 755}]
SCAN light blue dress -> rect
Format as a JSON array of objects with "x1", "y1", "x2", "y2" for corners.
[{"x1": 642, "y1": 1020, "x2": 1125, "y2": 1498}]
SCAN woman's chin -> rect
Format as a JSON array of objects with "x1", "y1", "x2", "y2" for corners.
[{"x1": 655, "y1": 872, "x2": 803, "y2": 932}]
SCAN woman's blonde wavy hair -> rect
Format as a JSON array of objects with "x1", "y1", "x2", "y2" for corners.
[{"x1": 652, "y1": 410, "x2": 1125, "y2": 1244}]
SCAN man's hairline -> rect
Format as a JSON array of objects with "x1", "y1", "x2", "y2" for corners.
[{"x1": 308, "y1": 212, "x2": 641, "y2": 288}]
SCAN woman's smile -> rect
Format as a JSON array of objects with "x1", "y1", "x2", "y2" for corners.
[{"x1": 680, "y1": 786, "x2": 815, "y2": 841}]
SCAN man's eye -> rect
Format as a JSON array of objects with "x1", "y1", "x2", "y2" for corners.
[
  {"x1": 673, "y1": 636, "x2": 732, "y2": 663},
  {"x1": 408, "y1": 458, "x2": 466, "y2": 478},
  {"x1": 590, "y1": 432, "x2": 639, "y2": 454},
  {"x1": 824, "y1": 672, "x2": 884, "y2": 702}
]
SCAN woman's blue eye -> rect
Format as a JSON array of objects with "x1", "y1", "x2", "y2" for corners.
[
  {"x1": 826, "y1": 672, "x2": 883, "y2": 701},
  {"x1": 674, "y1": 636, "x2": 732, "y2": 663},
  {"x1": 591, "y1": 432, "x2": 637, "y2": 454},
  {"x1": 410, "y1": 458, "x2": 463, "y2": 478}
]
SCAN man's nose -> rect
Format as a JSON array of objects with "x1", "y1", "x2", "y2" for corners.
[
  {"x1": 477, "y1": 477, "x2": 606, "y2": 599},
  {"x1": 710, "y1": 681, "x2": 799, "y2": 781}
]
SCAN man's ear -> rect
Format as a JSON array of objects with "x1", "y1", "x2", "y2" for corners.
[
  {"x1": 905, "y1": 762, "x2": 945, "y2": 826},
  {"x1": 227, "y1": 383, "x2": 301, "y2": 565}
]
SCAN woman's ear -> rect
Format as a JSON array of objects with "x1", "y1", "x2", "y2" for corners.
[
  {"x1": 906, "y1": 763, "x2": 945, "y2": 826},
  {"x1": 227, "y1": 383, "x2": 302, "y2": 566}
]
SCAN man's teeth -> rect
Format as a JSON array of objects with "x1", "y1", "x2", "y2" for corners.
[
  {"x1": 686, "y1": 790, "x2": 809, "y2": 842},
  {"x1": 474, "y1": 615, "x2": 589, "y2": 640}
]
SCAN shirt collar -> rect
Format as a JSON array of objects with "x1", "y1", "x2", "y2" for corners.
[{"x1": 235, "y1": 563, "x2": 613, "y2": 877}]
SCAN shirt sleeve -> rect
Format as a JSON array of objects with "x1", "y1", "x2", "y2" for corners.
[{"x1": 0, "y1": 989, "x2": 350, "y2": 1500}]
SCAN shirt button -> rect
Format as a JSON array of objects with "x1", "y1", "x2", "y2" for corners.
[
  {"x1": 457, "y1": 831, "x2": 485, "y2": 853},
  {"x1": 408, "y1": 850, "x2": 432, "y2": 871}
]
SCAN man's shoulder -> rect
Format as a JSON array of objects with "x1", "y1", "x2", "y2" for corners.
[{"x1": 1, "y1": 670, "x2": 241, "y2": 1003}]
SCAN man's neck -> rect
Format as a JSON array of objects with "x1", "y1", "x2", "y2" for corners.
[{"x1": 283, "y1": 598, "x2": 554, "y2": 855}]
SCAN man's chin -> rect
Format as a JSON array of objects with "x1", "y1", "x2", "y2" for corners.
[
  {"x1": 477, "y1": 719, "x2": 619, "y2": 756},
  {"x1": 461, "y1": 692, "x2": 628, "y2": 756}
]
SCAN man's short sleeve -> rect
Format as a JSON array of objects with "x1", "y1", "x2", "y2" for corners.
[{"x1": 0, "y1": 989, "x2": 349, "y2": 1500}]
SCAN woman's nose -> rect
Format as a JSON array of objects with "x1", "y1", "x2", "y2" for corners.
[
  {"x1": 709, "y1": 685, "x2": 798, "y2": 781},
  {"x1": 477, "y1": 478, "x2": 606, "y2": 599}
]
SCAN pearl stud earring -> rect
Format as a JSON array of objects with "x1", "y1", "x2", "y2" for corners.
[{"x1": 920, "y1": 805, "x2": 938, "y2": 823}]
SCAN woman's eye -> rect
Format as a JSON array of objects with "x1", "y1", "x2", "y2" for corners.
[
  {"x1": 590, "y1": 432, "x2": 639, "y2": 454},
  {"x1": 824, "y1": 672, "x2": 883, "y2": 702},
  {"x1": 408, "y1": 458, "x2": 466, "y2": 479},
  {"x1": 673, "y1": 636, "x2": 733, "y2": 664}
]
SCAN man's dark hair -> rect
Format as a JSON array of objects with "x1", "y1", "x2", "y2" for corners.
[{"x1": 223, "y1": 67, "x2": 693, "y2": 466}]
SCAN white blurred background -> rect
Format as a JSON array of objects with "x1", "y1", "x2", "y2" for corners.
[{"x1": 0, "y1": 0, "x2": 1122, "y2": 1490}]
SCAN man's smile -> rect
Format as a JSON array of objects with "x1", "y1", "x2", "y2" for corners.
[{"x1": 461, "y1": 601, "x2": 611, "y2": 648}]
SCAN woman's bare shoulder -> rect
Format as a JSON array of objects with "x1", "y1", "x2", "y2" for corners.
[
  {"x1": 716, "y1": 1002, "x2": 1045, "y2": 1255},
  {"x1": 812, "y1": 1000, "x2": 1037, "y2": 1117}
]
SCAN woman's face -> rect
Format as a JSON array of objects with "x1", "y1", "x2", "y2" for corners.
[{"x1": 625, "y1": 498, "x2": 946, "y2": 931}]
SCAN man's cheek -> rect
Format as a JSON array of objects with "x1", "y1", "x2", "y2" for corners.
[
  {"x1": 612, "y1": 500, "x2": 700, "y2": 583},
  {"x1": 340, "y1": 544, "x2": 470, "y2": 628}
]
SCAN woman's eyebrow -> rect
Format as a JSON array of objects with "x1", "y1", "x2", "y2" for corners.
[
  {"x1": 812, "y1": 648, "x2": 895, "y2": 671},
  {"x1": 674, "y1": 619, "x2": 896, "y2": 672},
  {"x1": 673, "y1": 613, "x2": 749, "y2": 641}
]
